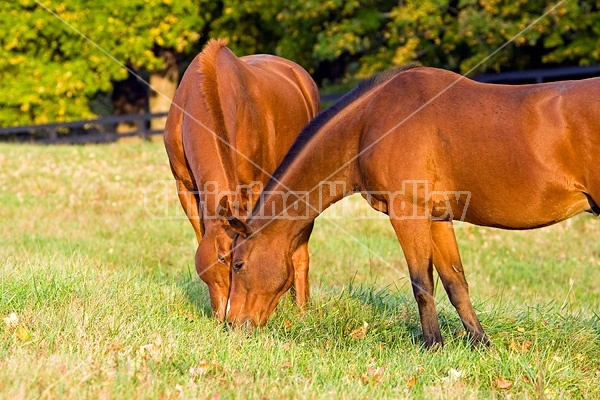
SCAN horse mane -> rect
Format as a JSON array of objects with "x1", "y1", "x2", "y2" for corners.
[
  {"x1": 198, "y1": 39, "x2": 237, "y2": 186},
  {"x1": 261, "y1": 64, "x2": 419, "y2": 196}
]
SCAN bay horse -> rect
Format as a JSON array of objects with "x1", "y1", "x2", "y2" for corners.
[
  {"x1": 164, "y1": 39, "x2": 320, "y2": 320},
  {"x1": 224, "y1": 65, "x2": 600, "y2": 347}
]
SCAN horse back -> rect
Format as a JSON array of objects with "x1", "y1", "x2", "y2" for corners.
[{"x1": 230, "y1": 54, "x2": 320, "y2": 183}]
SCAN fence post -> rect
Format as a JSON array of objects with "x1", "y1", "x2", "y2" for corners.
[{"x1": 139, "y1": 117, "x2": 148, "y2": 140}]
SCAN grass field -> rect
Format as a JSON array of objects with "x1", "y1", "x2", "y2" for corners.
[{"x1": 1, "y1": 141, "x2": 599, "y2": 399}]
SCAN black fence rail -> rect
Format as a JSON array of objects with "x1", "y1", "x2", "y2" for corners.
[
  {"x1": 473, "y1": 63, "x2": 600, "y2": 84},
  {"x1": 0, "y1": 112, "x2": 168, "y2": 144},
  {"x1": 2, "y1": 63, "x2": 599, "y2": 144}
]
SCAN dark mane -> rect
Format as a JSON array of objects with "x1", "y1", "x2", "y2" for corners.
[{"x1": 259, "y1": 64, "x2": 419, "y2": 199}]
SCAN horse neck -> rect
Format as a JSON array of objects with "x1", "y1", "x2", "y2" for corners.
[{"x1": 247, "y1": 108, "x2": 366, "y2": 239}]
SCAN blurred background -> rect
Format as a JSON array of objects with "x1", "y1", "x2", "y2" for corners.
[{"x1": 0, "y1": 0, "x2": 599, "y2": 130}]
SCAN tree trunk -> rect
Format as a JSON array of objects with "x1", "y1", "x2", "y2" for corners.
[
  {"x1": 149, "y1": 49, "x2": 179, "y2": 133},
  {"x1": 111, "y1": 72, "x2": 148, "y2": 137}
]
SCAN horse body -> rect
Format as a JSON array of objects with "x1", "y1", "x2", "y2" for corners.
[
  {"x1": 360, "y1": 67, "x2": 599, "y2": 229},
  {"x1": 226, "y1": 66, "x2": 599, "y2": 346},
  {"x1": 164, "y1": 39, "x2": 320, "y2": 319}
]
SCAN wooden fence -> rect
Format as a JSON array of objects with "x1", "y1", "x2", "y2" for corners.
[
  {"x1": 0, "y1": 112, "x2": 168, "y2": 144},
  {"x1": 473, "y1": 63, "x2": 600, "y2": 84}
]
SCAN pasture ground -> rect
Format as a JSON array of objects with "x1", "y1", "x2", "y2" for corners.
[{"x1": 1, "y1": 141, "x2": 599, "y2": 399}]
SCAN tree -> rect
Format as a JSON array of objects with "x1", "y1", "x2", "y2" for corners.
[
  {"x1": 0, "y1": 0, "x2": 213, "y2": 127},
  {"x1": 275, "y1": 0, "x2": 399, "y2": 83},
  {"x1": 208, "y1": 0, "x2": 284, "y2": 56},
  {"x1": 2, "y1": 0, "x2": 599, "y2": 128},
  {"x1": 359, "y1": 0, "x2": 600, "y2": 76},
  {"x1": 275, "y1": 0, "x2": 600, "y2": 81}
]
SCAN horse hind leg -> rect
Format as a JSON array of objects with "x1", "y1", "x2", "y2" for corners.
[{"x1": 431, "y1": 221, "x2": 489, "y2": 346}]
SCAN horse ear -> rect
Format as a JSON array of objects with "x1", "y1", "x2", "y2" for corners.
[
  {"x1": 223, "y1": 217, "x2": 251, "y2": 238},
  {"x1": 217, "y1": 195, "x2": 252, "y2": 238}
]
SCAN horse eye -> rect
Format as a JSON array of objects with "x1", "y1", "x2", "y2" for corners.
[
  {"x1": 232, "y1": 261, "x2": 244, "y2": 272},
  {"x1": 217, "y1": 254, "x2": 226, "y2": 264}
]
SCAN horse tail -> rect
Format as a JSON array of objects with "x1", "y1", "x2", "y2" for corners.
[{"x1": 198, "y1": 39, "x2": 238, "y2": 200}]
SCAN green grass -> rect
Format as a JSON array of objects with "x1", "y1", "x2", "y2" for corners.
[{"x1": 1, "y1": 141, "x2": 599, "y2": 399}]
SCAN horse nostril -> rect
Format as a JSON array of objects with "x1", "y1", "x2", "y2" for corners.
[{"x1": 223, "y1": 316, "x2": 256, "y2": 332}]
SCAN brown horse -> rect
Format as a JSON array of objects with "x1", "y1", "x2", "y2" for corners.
[
  {"x1": 164, "y1": 39, "x2": 320, "y2": 320},
  {"x1": 224, "y1": 65, "x2": 600, "y2": 347}
]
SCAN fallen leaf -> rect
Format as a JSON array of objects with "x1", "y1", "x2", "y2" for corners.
[
  {"x1": 280, "y1": 360, "x2": 293, "y2": 369},
  {"x1": 190, "y1": 360, "x2": 219, "y2": 378},
  {"x1": 153, "y1": 334, "x2": 163, "y2": 348},
  {"x1": 190, "y1": 366, "x2": 205, "y2": 377},
  {"x1": 407, "y1": 376, "x2": 417, "y2": 387},
  {"x1": 360, "y1": 366, "x2": 385, "y2": 385},
  {"x1": 509, "y1": 339, "x2": 532, "y2": 353},
  {"x1": 493, "y1": 377, "x2": 513, "y2": 389},
  {"x1": 16, "y1": 325, "x2": 30, "y2": 342},
  {"x1": 284, "y1": 320, "x2": 292, "y2": 329},
  {"x1": 350, "y1": 322, "x2": 368, "y2": 339}
]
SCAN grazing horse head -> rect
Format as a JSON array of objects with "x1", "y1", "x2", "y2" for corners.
[{"x1": 225, "y1": 221, "x2": 296, "y2": 327}]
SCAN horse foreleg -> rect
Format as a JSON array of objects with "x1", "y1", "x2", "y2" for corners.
[
  {"x1": 177, "y1": 180, "x2": 203, "y2": 244},
  {"x1": 389, "y1": 214, "x2": 442, "y2": 348},
  {"x1": 431, "y1": 221, "x2": 489, "y2": 345},
  {"x1": 290, "y1": 222, "x2": 313, "y2": 309}
]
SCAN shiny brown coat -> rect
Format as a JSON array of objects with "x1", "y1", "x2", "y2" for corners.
[
  {"x1": 225, "y1": 66, "x2": 600, "y2": 347},
  {"x1": 164, "y1": 39, "x2": 320, "y2": 319}
]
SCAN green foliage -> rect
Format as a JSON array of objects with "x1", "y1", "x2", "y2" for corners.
[
  {"x1": 0, "y1": 0, "x2": 209, "y2": 126},
  {"x1": 210, "y1": 0, "x2": 285, "y2": 55},
  {"x1": 275, "y1": 0, "x2": 398, "y2": 76},
  {"x1": 2, "y1": 1, "x2": 600, "y2": 126},
  {"x1": 356, "y1": 0, "x2": 600, "y2": 75}
]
